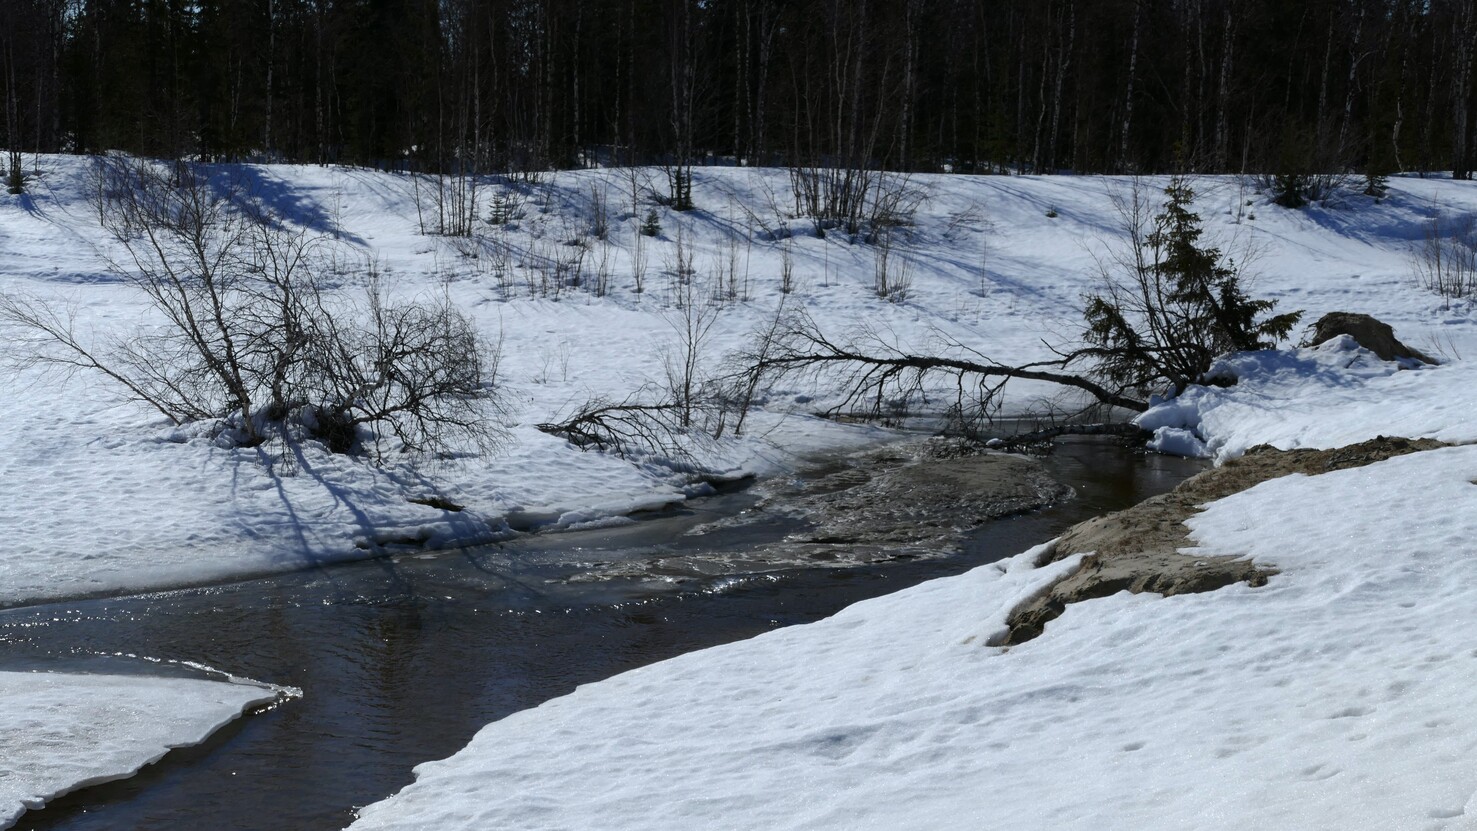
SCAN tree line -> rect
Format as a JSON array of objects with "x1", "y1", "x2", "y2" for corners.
[{"x1": 2, "y1": 0, "x2": 1476, "y2": 178}]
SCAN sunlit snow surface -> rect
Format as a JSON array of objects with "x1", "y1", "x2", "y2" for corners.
[
  {"x1": 0, "y1": 672, "x2": 281, "y2": 829},
  {"x1": 6, "y1": 160, "x2": 1477, "y2": 828},
  {"x1": 1138, "y1": 334, "x2": 1477, "y2": 460},
  {"x1": 3, "y1": 158, "x2": 1477, "y2": 604},
  {"x1": 351, "y1": 433, "x2": 1477, "y2": 830}
]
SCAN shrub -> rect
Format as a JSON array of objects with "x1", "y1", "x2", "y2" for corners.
[
  {"x1": 1, "y1": 155, "x2": 502, "y2": 459},
  {"x1": 640, "y1": 207, "x2": 662, "y2": 237},
  {"x1": 1412, "y1": 213, "x2": 1477, "y2": 301}
]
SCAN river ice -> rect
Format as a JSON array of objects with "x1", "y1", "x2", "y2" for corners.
[{"x1": 0, "y1": 672, "x2": 282, "y2": 829}]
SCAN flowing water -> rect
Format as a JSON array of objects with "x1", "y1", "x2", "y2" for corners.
[{"x1": 1, "y1": 440, "x2": 1203, "y2": 830}]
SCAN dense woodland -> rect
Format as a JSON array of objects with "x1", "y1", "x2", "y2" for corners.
[{"x1": 1, "y1": 0, "x2": 1476, "y2": 178}]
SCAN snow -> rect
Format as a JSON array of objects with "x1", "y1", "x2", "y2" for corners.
[
  {"x1": 0, "y1": 671, "x2": 287, "y2": 829},
  {"x1": 348, "y1": 362, "x2": 1477, "y2": 831},
  {"x1": 1136, "y1": 335, "x2": 1477, "y2": 461},
  {"x1": 5, "y1": 159, "x2": 1476, "y2": 606},
  {"x1": 6, "y1": 159, "x2": 1477, "y2": 827}
]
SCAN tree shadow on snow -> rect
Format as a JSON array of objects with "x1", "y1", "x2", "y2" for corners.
[{"x1": 207, "y1": 165, "x2": 368, "y2": 247}]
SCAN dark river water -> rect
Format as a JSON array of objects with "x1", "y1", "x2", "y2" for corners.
[{"x1": 0, "y1": 440, "x2": 1203, "y2": 831}]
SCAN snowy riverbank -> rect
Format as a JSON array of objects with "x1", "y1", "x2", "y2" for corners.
[
  {"x1": 4, "y1": 159, "x2": 1477, "y2": 827},
  {"x1": 348, "y1": 338, "x2": 1477, "y2": 831}
]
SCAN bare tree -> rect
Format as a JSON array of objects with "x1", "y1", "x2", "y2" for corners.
[
  {"x1": 1, "y1": 155, "x2": 503, "y2": 459},
  {"x1": 663, "y1": 273, "x2": 722, "y2": 428}
]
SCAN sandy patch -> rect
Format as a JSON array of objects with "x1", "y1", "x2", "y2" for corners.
[{"x1": 997, "y1": 435, "x2": 1448, "y2": 645}]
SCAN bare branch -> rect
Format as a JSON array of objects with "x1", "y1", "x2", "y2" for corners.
[
  {"x1": 730, "y1": 310, "x2": 1149, "y2": 423},
  {"x1": 536, "y1": 389, "x2": 698, "y2": 463}
]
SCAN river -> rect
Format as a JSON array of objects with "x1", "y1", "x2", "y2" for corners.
[{"x1": 1, "y1": 439, "x2": 1203, "y2": 830}]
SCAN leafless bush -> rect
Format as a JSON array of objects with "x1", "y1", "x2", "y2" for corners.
[
  {"x1": 667, "y1": 224, "x2": 696, "y2": 285},
  {"x1": 866, "y1": 172, "x2": 923, "y2": 240},
  {"x1": 587, "y1": 182, "x2": 610, "y2": 240},
  {"x1": 872, "y1": 230, "x2": 912, "y2": 302},
  {"x1": 888, "y1": 259, "x2": 913, "y2": 303},
  {"x1": 619, "y1": 166, "x2": 657, "y2": 221},
  {"x1": 5, "y1": 147, "x2": 23, "y2": 194},
  {"x1": 663, "y1": 274, "x2": 723, "y2": 429},
  {"x1": 790, "y1": 165, "x2": 868, "y2": 237},
  {"x1": 522, "y1": 239, "x2": 559, "y2": 298},
  {"x1": 298, "y1": 276, "x2": 501, "y2": 457},
  {"x1": 788, "y1": 166, "x2": 921, "y2": 241},
  {"x1": 2, "y1": 155, "x2": 503, "y2": 459},
  {"x1": 554, "y1": 240, "x2": 587, "y2": 291},
  {"x1": 554, "y1": 213, "x2": 592, "y2": 293},
  {"x1": 976, "y1": 236, "x2": 990, "y2": 297},
  {"x1": 1412, "y1": 213, "x2": 1477, "y2": 300},
  {"x1": 943, "y1": 202, "x2": 986, "y2": 240},
  {"x1": 725, "y1": 183, "x2": 785, "y2": 241},
  {"x1": 592, "y1": 242, "x2": 612, "y2": 297},
  {"x1": 663, "y1": 163, "x2": 694, "y2": 211},
  {"x1": 718, "y1": 234, "x2": 748, "y2": 302},
  {"x1": 485, "y1": 229, "x2": 515, "y2": 297},
  {"x1": 412, "y1": 169, "x2": 478, "y2": 237},
  {"x1": 531, "y1": 338, "x2": 571, "y2": 385}
]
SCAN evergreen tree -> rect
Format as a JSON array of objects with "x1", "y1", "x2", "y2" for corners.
[{"x1": 1080, "y1": 180, "x2": 1302, "y2": 396}]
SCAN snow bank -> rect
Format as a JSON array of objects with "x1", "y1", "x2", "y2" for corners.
[
  {"x1": 0, "y1": 671, "x2": 286, "y2": 828},
  {"x1": 348, "y1": 443, "x2": 1477, "y2": 830},
  {"x1": 1136, "y1": 335, "x2": 1477, "y2": 461},
  {"x1": 337, "y1": 169, "x2": 1477, "y2": 829}
]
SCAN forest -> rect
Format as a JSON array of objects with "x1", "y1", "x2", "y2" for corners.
[{"x1": 1, "y1": 0, "x2": 1475, "y2": 179}]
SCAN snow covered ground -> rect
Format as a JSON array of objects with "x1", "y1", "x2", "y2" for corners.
[
  {"x1": 4, "y1": 159, "x2": 1477, "y2": 827},
  {"x1": 346, "y1": 318, "x2": 1477, "y2": 830},
  {"x1": 3, "y1": 158, "x2": 1475, "y2": 606},
  {"x1": 0, "y1": 670, "x2": 288, "y2": 829},
  {"x1": 1140, "y1": 335, "x2": 1477, "y2": 460}
]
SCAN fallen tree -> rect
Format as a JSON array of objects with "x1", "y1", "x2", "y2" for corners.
[
  {"x1": 729, "y1": 310, "x2": 1150, "y2": 427},
  {"x1": 725, "y1": 178, "x2": 1300, "y2": 440},
  {"x1": 544, "y1": 179, "x2": 1302, "y2": 459},
  {"x1": 536, "y1": 392, "x2": 695, "y2": 461}
]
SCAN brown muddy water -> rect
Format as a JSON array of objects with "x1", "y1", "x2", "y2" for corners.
[{"x1": 0, "y1": 439, "x2": 1203, "y2": 831}]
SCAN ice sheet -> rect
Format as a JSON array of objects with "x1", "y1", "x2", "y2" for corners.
[{"x1": 0, "y1": 671, "x2": 283, "y2": 829}]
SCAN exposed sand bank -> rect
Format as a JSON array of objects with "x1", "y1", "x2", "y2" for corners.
[{"x1": 996, "y1": 435, "x2": 1448, "y2": 645}]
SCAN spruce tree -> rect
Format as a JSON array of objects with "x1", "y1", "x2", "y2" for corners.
[{"x1": 1080, "y1": 179, "x2": 1302, "y2": 396}]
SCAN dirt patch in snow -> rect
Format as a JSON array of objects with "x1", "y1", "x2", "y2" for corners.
[{"x1": 996, "y1": 435, "x2": 1449, "y2": 645}]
